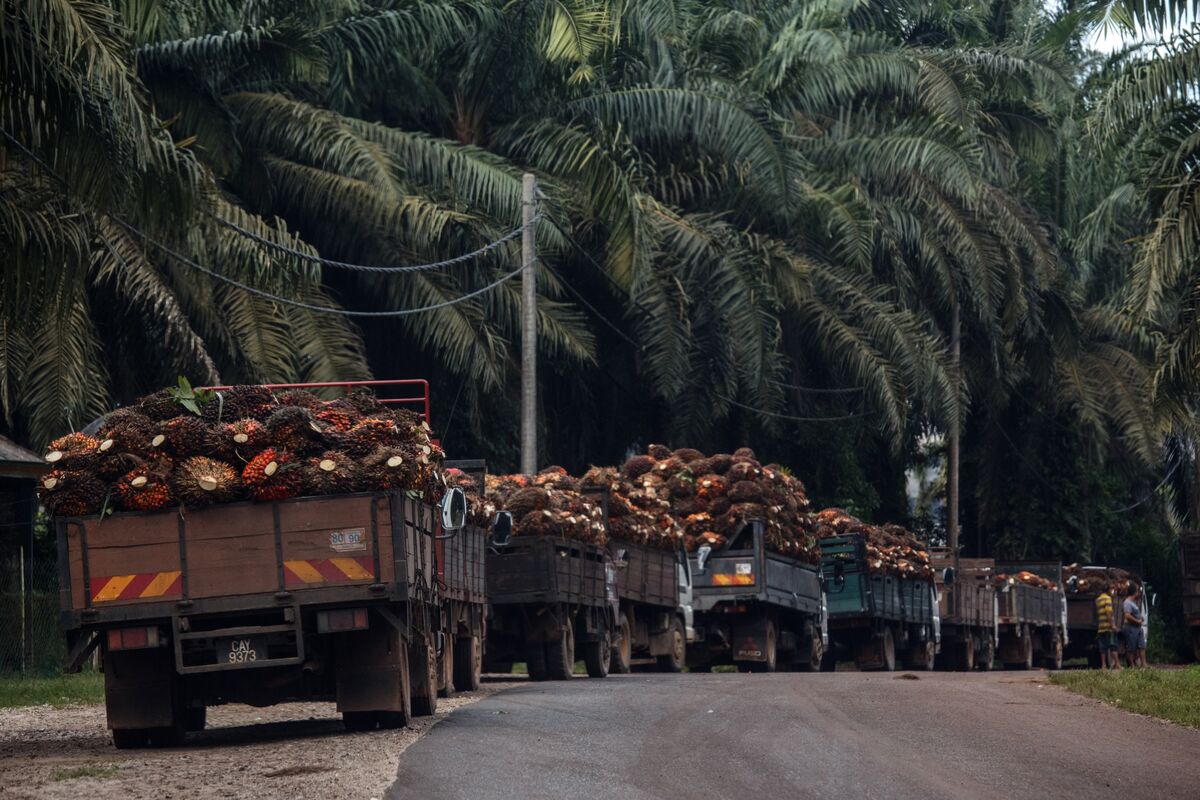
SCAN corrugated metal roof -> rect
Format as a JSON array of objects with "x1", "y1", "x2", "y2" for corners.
[{"x1": 0, "y1": 434, "x2": 41, "y2": 465}]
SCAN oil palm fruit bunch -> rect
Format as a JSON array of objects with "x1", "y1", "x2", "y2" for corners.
[
  {"x1": 115, "y1": 462, "x2": 175, "y2": 512},
  {"x1": 152, "y1": 416, "x2": 211, "y2": 458},
  {"x1": 276, "y1": 388, "x2": 323, "y2": 410},
  {"x1": 38, "y1": 469, "x2": 107, "y2": 516},
  {"x1": 360, "y1": 446, "x2": 416, "y2": 491},
  {"x1": 226, "y1": 418, "x2": 270, "y2": 452},
  {"x1": 43, "y1": 432, "x2": 102, "y2": 471},
  {"x1": 171, "y1": 456, "x2": 241, "y2": 507},
  {"x1": 343, "y1": 387, "x2": 386, "y2": 415},
  {"x1": 242, "y1": 448, "x2": 302, "y2": 501},
  {"x1": 97, "y1": 408, "x2": 157, "y2": 456},
  {"x1": 344, "y1": 416, "x2": 402, "y2": 456},
  {"x1": 137, "y1": 389, "x2": 182, "y2": 421},
  {"x1": 314, "y1": 400, "x2": 360, "y2": 433},
  {"x1": 210, "y1": 385, "x2": 276, "y2": 422},
  {"x1": 265, "y1": 406, "x2": 326, "y2": 455},
  {"x1": 303, "y1": 451, "x2": 359, "y2": 496}
]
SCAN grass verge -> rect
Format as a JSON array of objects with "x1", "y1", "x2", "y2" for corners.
[
  {"x1": 0, "y1": 672, "x2": 104, "y2": 709},
  {"x1": 50, "y1": 765, "x2": 118, "y2": 781},
  {"x1": 1050, "y1": 666, "x2": 1200, "y2": 728}
]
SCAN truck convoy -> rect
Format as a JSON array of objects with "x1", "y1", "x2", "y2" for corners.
[
  {"x1": 931, "y1": 548, "x2": 996, "y2": 670},
  {"x1": 820, "y1": 532, "x2": 938, "y2": 671},
  {"x1": 994, "y1": 562, "x2": 1068, "y2": 670},
  {"x1": 1063, "y1": 564, "x2": 1145, "y2": 665},
  {"x1": 687, "y1": 520, "x2": 825, "y2": 672}
]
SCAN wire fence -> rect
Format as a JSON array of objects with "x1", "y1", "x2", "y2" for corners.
[{"x1": 0, "y1": 553, "x2": 64, "y2": 675}]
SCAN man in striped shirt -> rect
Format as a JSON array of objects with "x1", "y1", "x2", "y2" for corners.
[{"x1": 1095, "y1": 586, "x2": 1121, "y2": 670}]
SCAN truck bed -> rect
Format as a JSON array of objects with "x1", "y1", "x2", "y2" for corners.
[
  {"x1": 821, "y1": 535, "x2": 935, "y2": 626},
  {"x1": 930, "y1": 550, "x2": 995, "y2": 629},
  {"x1": 486, "y1": 536, "x2": 608, "y2": 607},
  {"x1": 608, "y1": 540, "x2": 676, "y2": 608},
  {"x1": 994, "y1": 561, "x2": 1065, "y2": 629},
  {"x1": 57, "y1": 491, "x2": 436, "y2": 630},
  {"x1": 690, "y1": 528, "x2": 821, "y2": 615}
]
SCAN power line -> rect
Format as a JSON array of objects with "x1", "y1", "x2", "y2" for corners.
[
  {"x1": 720, "y1": 394, "x2": 877, "y2": 423},
  {"x1": 1110, "y1": 456, "x2": 1181, "y2": 514},
  {"x1": 117, "y1": 217, "x2": 526, "y2": 317},
  {"x1": 542, "y1": 215, "x2": 660, "y2": 319},
  {"x1": 212, "y1": 213, "x2": 539, "y2": 273},
  {"x1": 769, "y1": 378, "x2": 865, "y2": 394},
  {"x1": 555, "y1": 272, "x2": 643, "y2": 350}
]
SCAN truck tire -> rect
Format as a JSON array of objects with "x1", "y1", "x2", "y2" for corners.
[
  {"x1": 409, "y1": 638, "x2": 438, "y2": 717},
  {"x1": 743, "y1": 619, "x2": 778, "y2": 673},
  {"x1": 978, "y1": 637, "x2": 995, "y2": 671},
  {"x1": 1043, "y1": 634, "x2": 1063, "y2": 670},
  {"x1": 961, "y1": 634, "x2": 975, "y2": 672},
  {"x1": 343, "y1": 711, "x2": 379, "y2": 732},
  {"x1": 584, "y1": 625, "x2": 611, "y2": 678},
  {"x1": 908, "y1": 638, "x2": 935, "y2": 671},
  {"x1": 525, "y1": 641, "x2": 548, "y2": 681},
  {"x1": 881, "y1": 626, "x2": 896, "y2": 672},
  {"x1": 656, "y1": 616, "x2": 686, "y2": 673},
  {"x1": 454, "y1": 634, "x2": 482, "y2": 691},
  {"x1": 610, "y1": 615, "x2": 632, "y2": 674},
  {"x1": 819, "y1": 648, "x2": 837, "y2": 672},
  {"x1": 111, "y1": 729, "x2": 150, "y2": 750},
  {"x1": 546, "y1": 618, "x2": 576, "y2": 680},
  {"x1": 438, "y1": 634, "x2": 455, "y2": 699},
  {"x1": 1007, "y1": 625, "x2": 1034, "y2": 670},
  {"x1": 184, "y1": 705, "x2": 207, "y2": 732},
  {"x1": 796, "y1": 630, "x2": 823, "y2": 672}
]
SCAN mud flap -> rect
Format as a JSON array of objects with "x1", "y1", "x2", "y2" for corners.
[
  {"x1": 733, "y1": 616, "x2": 769, "y2": 663},
  {"x1": 105, "y1": 647, "x2": 179, "y2": 731},
  {"x1": 336, "y1": 626, "x2": 408, "y2": 714}
]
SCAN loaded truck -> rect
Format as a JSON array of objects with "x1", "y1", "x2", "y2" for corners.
[
  {"x1": 819, "y1": 533, "x2": 939, "y2": 671},
  {"x1": 484, "y1": 531, "x2": 617, "y2": 680},
  {"x1": 436, "y1": 460, "x2": 489, "y2": 695},
  {"x1": 931, "y1": 548, "x2": 996, "y2": 670},
  {"x1": 1063, "y1": 565, "x2": 1146, "y2": 665},
  {"x1": 56, "y1": 380, "x2": 469, "y2": 747},
  {"x1": 994, "y1": 561, "x2": 1067, "y2": 670},
  {"x1": 1182, "y1": 536, "x2": 1200, "y2": 662},
  {"x1": 687, "y1": 520, "x2": 825, "y2": 672}
]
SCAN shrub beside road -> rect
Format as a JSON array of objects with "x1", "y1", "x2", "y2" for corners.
[{"x1": 1051, "y1": 666, "x2": 1200, "y2": 728}]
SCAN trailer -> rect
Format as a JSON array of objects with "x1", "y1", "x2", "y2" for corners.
[
  {"x1": 931, "y1": 548, "x2": 996, "y2": 670},
  {"x1": 1063, "y1": 566, "x2": 1146, "y2": 665},
  {"x1": 485, "y1": 535, "x2": 616, "y2": 680},
  {"x1": 687, "y1": 521, "x2": 825, "y2": 672},
  {"x1": 58, "y1": 490, "x2": 462, "y2": 747},
  {"x1": 994, "y1": 561, "x2": 1067, "y2": 670},
  {"x1": 437, "y1": 460, "x2": 489, "y2": 694},
  {"x1": 1183, "y1": 536, "x2": 1200, "y2": 662},
  {"x1": 819, "y1": 533, "x2": 939, "y2": 671}
]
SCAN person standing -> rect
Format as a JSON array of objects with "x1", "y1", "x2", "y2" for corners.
[
  {"x1": 1094, "y1": 585, "x2": 1120, "y2": 670},
  {"x1": 1123, "y1": 585, "x2": 1146, "y2": 668}
]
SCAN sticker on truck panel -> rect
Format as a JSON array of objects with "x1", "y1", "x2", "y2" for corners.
[
  {"x1": 283, "y1": 557, "x2": 374, "y2": 587},
  {"x1": 329, "y1": 528, "x2": 367, "y2": 553},
  {"x1": 90, "y1": 571, "x2": 182, "y2": 603}
]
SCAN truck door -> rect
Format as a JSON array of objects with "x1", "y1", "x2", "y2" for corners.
[{"x1": 676, "y1": 550, "x2": 695, "y2": 641}]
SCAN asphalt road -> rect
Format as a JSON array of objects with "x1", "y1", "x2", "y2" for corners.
[{"x1": 388, "y1": 671, "x2": 1200, "y2": 800}]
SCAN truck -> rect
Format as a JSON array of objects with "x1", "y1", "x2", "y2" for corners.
[
  {"x1": 1063, "y1": 565, "x2": 1146, "y2": 665},
  {"x1": 931, "y1": 548, "x2": 996, "y2": 670},
  {"x1": 993, "y1": 561, "x2": 1067, "y2": 670},
  {"x1": 1181, "y1": 536, "x2": 1200, "y2": 662},
  {"x1": 484, "y1": 532, "x2": 616, "y2": 680},
  {"x1": 819, "y1": 533, "x2": 939, "y2": 671},
  {"x1": 56, "y1": 380, "x2": 469, "y2": 748},
  {"x1": 687, "y1": 520, "x2": 825, "y2": 672},
  {"x1": 436, "y1": 460, "x2": 489, "y2": 695}
]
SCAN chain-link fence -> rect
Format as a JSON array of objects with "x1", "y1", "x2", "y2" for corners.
[{"x1": 0, "y1": 552, "x2": 64, "y2": 674}]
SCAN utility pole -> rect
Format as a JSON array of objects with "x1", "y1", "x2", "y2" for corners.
[
  {"x1": 520, "y1": 173, "x2": 538, "y2": 476},
  {"x1": 948, "y1": 302, "x2": 961, "y2": 567}
]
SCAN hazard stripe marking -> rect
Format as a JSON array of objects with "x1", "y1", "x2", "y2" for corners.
[
  {"x1": 90, "y1": 571, "x2": 184, "y2": 603},
  {"x1": 283, "y1": 558, "x2": 375, "y2": 587},
  {"x1": 284, "y1": 560, "x2": 325, "y2": 585},
  {"x1": 140, "y1": 571, "x2": 182, "y2": 598},
  {"x1": 329, "y1": 557, "x2": 372, "y2": 581},
  {"x1": 92, "y1": 575, "x2": 136, "y2": 602}
]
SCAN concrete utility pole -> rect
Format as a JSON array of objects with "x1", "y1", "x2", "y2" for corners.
[
  {"x1": 948, "y1": 302, "x2": 961, "y2": 566},
  {"x1": 520, "y1": 173, "x2": 538, "y2": 476}
]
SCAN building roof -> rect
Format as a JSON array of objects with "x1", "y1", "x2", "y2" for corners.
[{"x1": 0, "y1": 434, "x2": 43, "y2": 479}]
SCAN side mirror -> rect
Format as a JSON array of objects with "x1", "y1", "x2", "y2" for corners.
[
  {"x1": 942, "y1": 567, "x2": 956, "y2": 587},
  {"x1": 613, "y1": 548, "x2": 630, "y2": 568},
  {"x1": 1066, "y1": 575, "x2": 1078, "y2": 590},
  {"x1": 491, "y1": 511, "x2": 513, "y2": 547},
  {"x1": 696, "y1": 545, "x2": 713, "y2": 573},
  {"x1": 439, "y1": 487, "x2": 467, "y2": 532}
]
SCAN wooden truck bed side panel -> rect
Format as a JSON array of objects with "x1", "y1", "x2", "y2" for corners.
[
  {"x1": 611, "y1": 540, "x2": 677, "y2": 608},
  {"x1": 66, "y1": 515, "x2": 184, "y2": 608},
  {"x1": 187, "y1": 503, "x2": 281, "y2": 599},
  {"x1": 487, "y1": 536, "x2": 607, "y2": 607},
  {"x1": 442, "y1": 524, "x2": 486, "y2": 604}
]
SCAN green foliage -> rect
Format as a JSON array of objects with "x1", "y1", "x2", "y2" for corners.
[
  {"x1": 1051, "y1": 666, "x2": 1200, "y2": 728},
  {"x1": 0, "y1": 672, "x2": 104, "y2": 708}
]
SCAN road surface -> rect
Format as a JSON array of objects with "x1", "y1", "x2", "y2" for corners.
[{"x1": 389, "y1": 671, "x2": 1200, "y2": 800}]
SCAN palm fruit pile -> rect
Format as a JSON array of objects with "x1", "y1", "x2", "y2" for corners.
[
  {"x1": 579, "y1": 465, "x2": 682, "y2": 551},
  {"x1": 813, "y1": 507, "x2": 932, "y2": 580},
  {"x1": 991, "y1": 570, "x2": 1059, "y2": 591},
  {"x1": 1063, "y1": 564, "x2": 1139, "y2": 595},
  {"x1": 483, "y1": 468, "x2": 607, "y2": 545},
  {"x1": 37, "y1": 384, "x2": 445, "y2": 517},
  {"x1": 609, "y1": 445, "x2": 819, "y2": 563}
]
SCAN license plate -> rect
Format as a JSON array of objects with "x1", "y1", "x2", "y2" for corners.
[{"x1": 217, "y1": 637, "x2": 267, "y2": 665}]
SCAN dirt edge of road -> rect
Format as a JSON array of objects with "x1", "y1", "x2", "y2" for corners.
[{"x1": 0, "y1": 682, "x2": 518, "y2": 800}]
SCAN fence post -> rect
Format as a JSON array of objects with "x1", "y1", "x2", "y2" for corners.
[{"x1": 19, "y1": 545, "x2": 26, "y2": 676}]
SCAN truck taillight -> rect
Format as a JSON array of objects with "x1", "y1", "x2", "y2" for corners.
[
  {"x1": 713, "y1": 574, "x2": 754, "y2": 586},
  {"x1": 317, "y1": 608, "x2": 369, "y2": 633},
  {"x1": 106, "y1": 626, "x2": 161, "y2": 651}
]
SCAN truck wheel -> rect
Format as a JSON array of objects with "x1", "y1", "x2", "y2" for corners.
[
  {"x1": 343, "y1": 711, "x2": 379, "y2": 732},
  {"x1": 657, "y1": 617, "x2": 686, "y2": 673},
  {"x1": 978, "y1": 637, "x2": 995, "y2": 671},
  {"x1": 111, "y1": 729, "x2": 150, "y2": 749},
  {"x1": 961, "y1": 634, "x2": 975, "y2": 672},
  {"x1": 796, "y1": 630, "x2": 823, "y2": 672},
  {"x1": 184, "y1": 705, "x2": 207, "y2": 732},
  {"x1": 438, "y1": 635, "x2": 455, "y2": 699},
  {"x1": 819, "y1": 648, "x2": 837, "y2": 672},
  {"x1": 1044, "y1": 635, "x2": 1063, "y2": 670},
  {"x1": 409, "y1": 638, "x2": 438, "y2": 716},
  {"x1": 525, "y1": 641, "x2": 548, "y2": 681},
  {"x1": 881, "y1": 627, "x2": 896, "y2": 672},
  {"x1": 912, "y1": 639, "x2": 935, "y2": 671},
  {"x1": 546, "y1": 618, "x2": 576, "y2": 680},
  {"x1": 745, "y1": 619, "x2": 778, "y2": 673},
  {"x1": 584, "y1": 626, "x2": 611, "y2": 678},
  {"x1": 1008, "y1": 625, "x2": 1034, "y2": 670},
  {"x1": 610, "y1": 615, "x2": 632, "y2": 674},
  {"x1": 454, "y1": 635, "x2": 482, "y2": 691}
]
